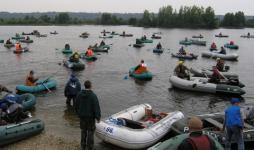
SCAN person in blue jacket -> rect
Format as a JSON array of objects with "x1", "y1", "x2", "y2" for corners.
[
  {"x1": 64, "y1": 74, "x2": 81, "y2": 106},
  {"x1": 223, "y1": 98, "x2": 244, "y2": 150}
]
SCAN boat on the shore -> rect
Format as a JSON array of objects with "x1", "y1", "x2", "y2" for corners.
[
  {"x1": 0, "y1": 119, "x2": 44, "y2": 146},
  {"x1": 96, "y1": 103, "x2": 184, "y2": 149}
]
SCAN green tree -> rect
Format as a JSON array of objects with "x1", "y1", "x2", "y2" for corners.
[
  {"x1": 100, "y1": 13, "x2": 112, "y2": 25},
  {"x1": 55, "y1": 13, "x2": 70, "y2": 24},
  {"x1": 39, "y1": 15, "x2": 51, "y2": 24},
  {"x1": 140, "y1": 10, "x2": 152, "y2": 26}
]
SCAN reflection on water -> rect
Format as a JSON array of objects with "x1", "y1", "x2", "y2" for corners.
[{"x1": 0, "y1": 25, "x2": 254, "y2": 149}]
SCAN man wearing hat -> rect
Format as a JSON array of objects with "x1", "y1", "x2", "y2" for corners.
[
  {"x1": 178, "y1": 116, "x2": 222, "y2": 150},
  {"x1": 174, "y1": 61, "x2": 190, "y2": 80},
  {"x1": 223, "y1": 98, "x2": 244, "y2": 150}
]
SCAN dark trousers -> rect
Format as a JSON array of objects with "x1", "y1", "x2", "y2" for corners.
[
  {"x1": 225, "y1": 126, "x2": 245, "y2": 150},
  {"x1": 80, "y1": 119, "x2": 95, "y2": 150},
  {"x1": 66, "y1": 95, "x2": 76, "y2": 106}
]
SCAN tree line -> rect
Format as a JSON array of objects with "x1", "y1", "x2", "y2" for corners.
[{"x1": 0, "y1": 5, "x2": 253, "y2": 28}]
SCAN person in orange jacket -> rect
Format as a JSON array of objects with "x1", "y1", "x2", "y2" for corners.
[
  {"x1": 25, "y1": 70, "x2": 38, "y2": 86},
  {"x1": 85, "y1": 47, "x2": 94, "y2": 57},
  {"x1": 134, "y1": 60, "x2": 148, "y2": 74},
  {"x1": 15, "y1": 42, "x2": 22, "y2": 51}
]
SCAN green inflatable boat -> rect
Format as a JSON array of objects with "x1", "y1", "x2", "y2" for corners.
[
  {"x1": 62, "y1": 48, "x2": 73, "y2": 54},
  {"x1": 148, "y1": 134, "x2": 224, "y2": 150},
  {"x1": 11, "y1": 36, "x2": 25, "y2": 40},
  {"x1": 224, "y1": 43, "x2": 239, "y2": 49},
  {"x1": 20, "y1": 39, "x2": 34, "y2": 43},
  {"x1": 0, "y1": 119, "x2": 44, "y2": 146},
  {"x1": 129, "y1": 67, "x2": 152, "y2": 80},
  {"x1": 92, "y1": 45, "x2": 110, "y2": 52},
  {"x1": 0, "y1": 40, "x2": 4, "y2": 43},
  {"x1": 16, "y1": 78, "x2": 57, "y2": 94},
  {"x1": 80, "y1": 53, "x2": 97, "y2": 61},
  {"x1": 63, "y1": 60, "x2": 85, "y2": 70},
  {"x1": 179, "y1": 40, "x2": 192, "y2": 45},
  {"x1": 4, "y1": 43, "x2": 14, "y2": 48},
  {"x1": 138, "y1": 38, "x2": 153, "y2": 43}
]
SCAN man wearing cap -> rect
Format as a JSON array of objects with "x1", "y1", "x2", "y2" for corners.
[
  {"x1": 223, "y1": 98, "x2": 244, "y2": 150},
  {"x1": 178, "y1": 116, "x2": 223, "y2": 150},
  {"x1": 174, "y1": 61, "x2": 190, "y2": 80}
]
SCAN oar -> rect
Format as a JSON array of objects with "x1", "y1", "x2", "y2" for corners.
[{"x1": 42, "y1": 83, "x2": 52, "y2": 93}]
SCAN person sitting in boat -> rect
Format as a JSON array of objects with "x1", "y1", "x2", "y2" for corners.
[
  {"x1": 122, "y1": 31, "x2": 126, "y2": 36},
  {"x1": 0, "y1": 85, "x2": 12, "y2": 94},
  {"x1": 211, "y1": 42, "x2": 217, "y2": 50},
  {"x1": 65, "y1": 44, "x2": 70, "y2": 50},
  {"x1": 15, "y1": 42, "x2": 22, "y2": 51},
  {"x1": 229, "y1": 41, "x2": 234, "y2": 45},
  {"x1": 6, "y1": 39, "x2": 12, "y2": 44},
  {"x1": 134, "y1": 60, "x2": 148, "y2": 74},
  {"x1": 69, "y1": 52, "x2": 80, "y2": 63},
  {"x1": 100, "y1": 40, "x2": 105, "y2": 46},
  {"x1": 156, "y1": 42, "x2": 162, "y2": 49},
  {"x1": 184, "y1": 37, "x2": 188, "y2": 41},
  {"x1": 247, "y1": 32, "x2": 250, "y2": 36},
  {"x1": 219, "y1": 32, "x2": 222, "y2": 36},
  {"x1": 103, "y1": 33, "x2": 106, "y2": 36},
  {"x1": 209, "y1": 66, "x2": 224, "y2": 83},
  {"x1": 15, "y1": 33, "x2": 20, "y2": 37},
  {"x1": 85, "y1": 47, "x2": 94, "y2": 57},
  {"x1": 177, "y1": 116, "x2": 222, "y2": 150},
  {"x1": 141, "y1": 35, "x2": 147, "y2": 40},
  {"x1": 25, "y1": 70, "x2": 39, "y2": 86},
  {"x1": 219, "y1": 46, "x2": 226, "y2": 55},
  {"x1": 174, "y1": 61, "x2": 190, "y2": 80},
  {"x1": 26, "y1": 36, "x2": 30, "y2": 40},
  {"x1": 179, "y1": 46, "x2": 187, "y2": 55},
  {"x1": 216, "y1": 58, "x2": 225, "y2": 72}
]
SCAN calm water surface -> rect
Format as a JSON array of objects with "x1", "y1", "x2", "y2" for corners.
[{"x1": 0, "y1": 25, "x2": 254, "y2": 149}]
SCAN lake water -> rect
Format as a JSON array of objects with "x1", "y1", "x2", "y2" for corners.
[{"x1": 1, "y1": 25, "x2": 254, "y2": 150}]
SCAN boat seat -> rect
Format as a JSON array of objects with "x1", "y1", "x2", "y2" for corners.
[
  {"x1": 204, "y1": 118, "x2": 223, "y2": 130},
  {"x1": 119, "y1": 118, "x2": 145, "y2": 129}
]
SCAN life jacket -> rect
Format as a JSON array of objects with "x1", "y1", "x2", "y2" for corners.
[
  {"x1": 86, "y1": 49, "x2": 93, "y2": 56},
  {"x1": 135, "y1": 64, "x2": 147, "y2": 74},
  {"x1": 25, "y1": 75, "x2": 36, "y2": 86},
  {"x1": 211, "y1": 43, "x2": 216, "y2": 49},
  {"x1": 15, "y1": 44, "x2": 21, "y2": 51},
  {"x1": 187, "y1": 135, "x2": 213, "y2": 150}
]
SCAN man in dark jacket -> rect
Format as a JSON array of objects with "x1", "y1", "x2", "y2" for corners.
[
  {"x1": 75, "y1": 80, "x2": 101, "y2": 150},
  {"x1": 64, "y1": 74, "x2": 81, "y2": 106}
]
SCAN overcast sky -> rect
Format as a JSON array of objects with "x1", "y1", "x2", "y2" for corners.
[{"x1": 1, "y1": 0, "x2": 254, "y2": 15}]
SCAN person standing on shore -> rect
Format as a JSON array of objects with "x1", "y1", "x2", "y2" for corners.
[
  {"x1": 75, "y1": 80, "x2": 101, "y2": 150},
  {"x1": 223, "y1": 98, "x2": 245, "y2": 150}
]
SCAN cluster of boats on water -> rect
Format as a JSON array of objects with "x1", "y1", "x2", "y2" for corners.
[{"x1": 0, "y1": 28, "x2": 253, "y2": 149}]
